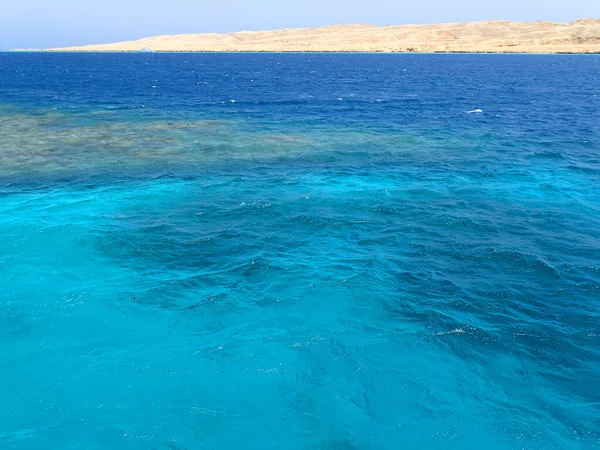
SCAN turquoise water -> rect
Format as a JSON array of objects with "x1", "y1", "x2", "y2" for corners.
[{"x1": 1, "y1": 53, "x2": 599, "y2": 449}]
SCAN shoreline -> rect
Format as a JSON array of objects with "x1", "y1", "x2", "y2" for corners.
[{"x1": 7, "y1": 50, "x2": 600, "y2": 55}]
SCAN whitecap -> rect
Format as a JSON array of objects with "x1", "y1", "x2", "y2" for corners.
[{"x1": 435, "y1": 328, "x2": 465, "y2": 336}]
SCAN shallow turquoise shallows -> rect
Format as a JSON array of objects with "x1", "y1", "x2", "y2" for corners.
[{"x1": 1, "y1": 53, "x2": 599, "y2": 449}]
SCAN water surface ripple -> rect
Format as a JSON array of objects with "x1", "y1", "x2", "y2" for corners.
[{"x1": 1, "y1": 53, "x2": 599, "y2": 449}]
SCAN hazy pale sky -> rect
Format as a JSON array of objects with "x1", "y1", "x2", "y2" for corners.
[{"x1": 1, "y1": 0, "x2": 599, "y2": 49}]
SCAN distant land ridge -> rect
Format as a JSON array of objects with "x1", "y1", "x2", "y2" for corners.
[{"x1": 41, "y1": 19, "x2": 600, "y2": 53}]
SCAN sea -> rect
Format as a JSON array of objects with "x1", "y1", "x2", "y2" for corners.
[{"x1": 0, "y1": 52, "x2": 599, "y2": 449}]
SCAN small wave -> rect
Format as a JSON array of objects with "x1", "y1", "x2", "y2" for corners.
[
  {"x1": 484, "y1": 249, "x2": 561, "y2": 279},
  {"x1": 527, "y1": 151, "x2": 565, "y2": 160},
  {"x1": 567, "y1": 165, "x2": 598, "y2": 175},
  {"x1": 540, "y1": 183, "x2": 566, "y2": 193},
  {"x1": 101, "y1": 104, "x2": 147, "y2": 110},
  {"x1": 435, "y1": 328, "x2": 466, "y2": 336}
]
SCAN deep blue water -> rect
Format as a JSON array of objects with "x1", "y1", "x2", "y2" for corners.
[{"x1": 1, "y1": 53, "x2": 599, "y2": 449}]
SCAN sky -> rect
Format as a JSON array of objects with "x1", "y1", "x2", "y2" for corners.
[{"x1": 1, "y1": 0, "x2": 599, "y2": 49}]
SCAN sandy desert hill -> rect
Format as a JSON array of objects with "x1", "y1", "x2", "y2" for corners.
[{"x1": 47, "y1": 19, "x2": 600, "y2": 53}]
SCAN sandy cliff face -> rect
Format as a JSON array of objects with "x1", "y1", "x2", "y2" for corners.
[{"x1": 50, "y1": 19, "x2": 600, "y2": 53}]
